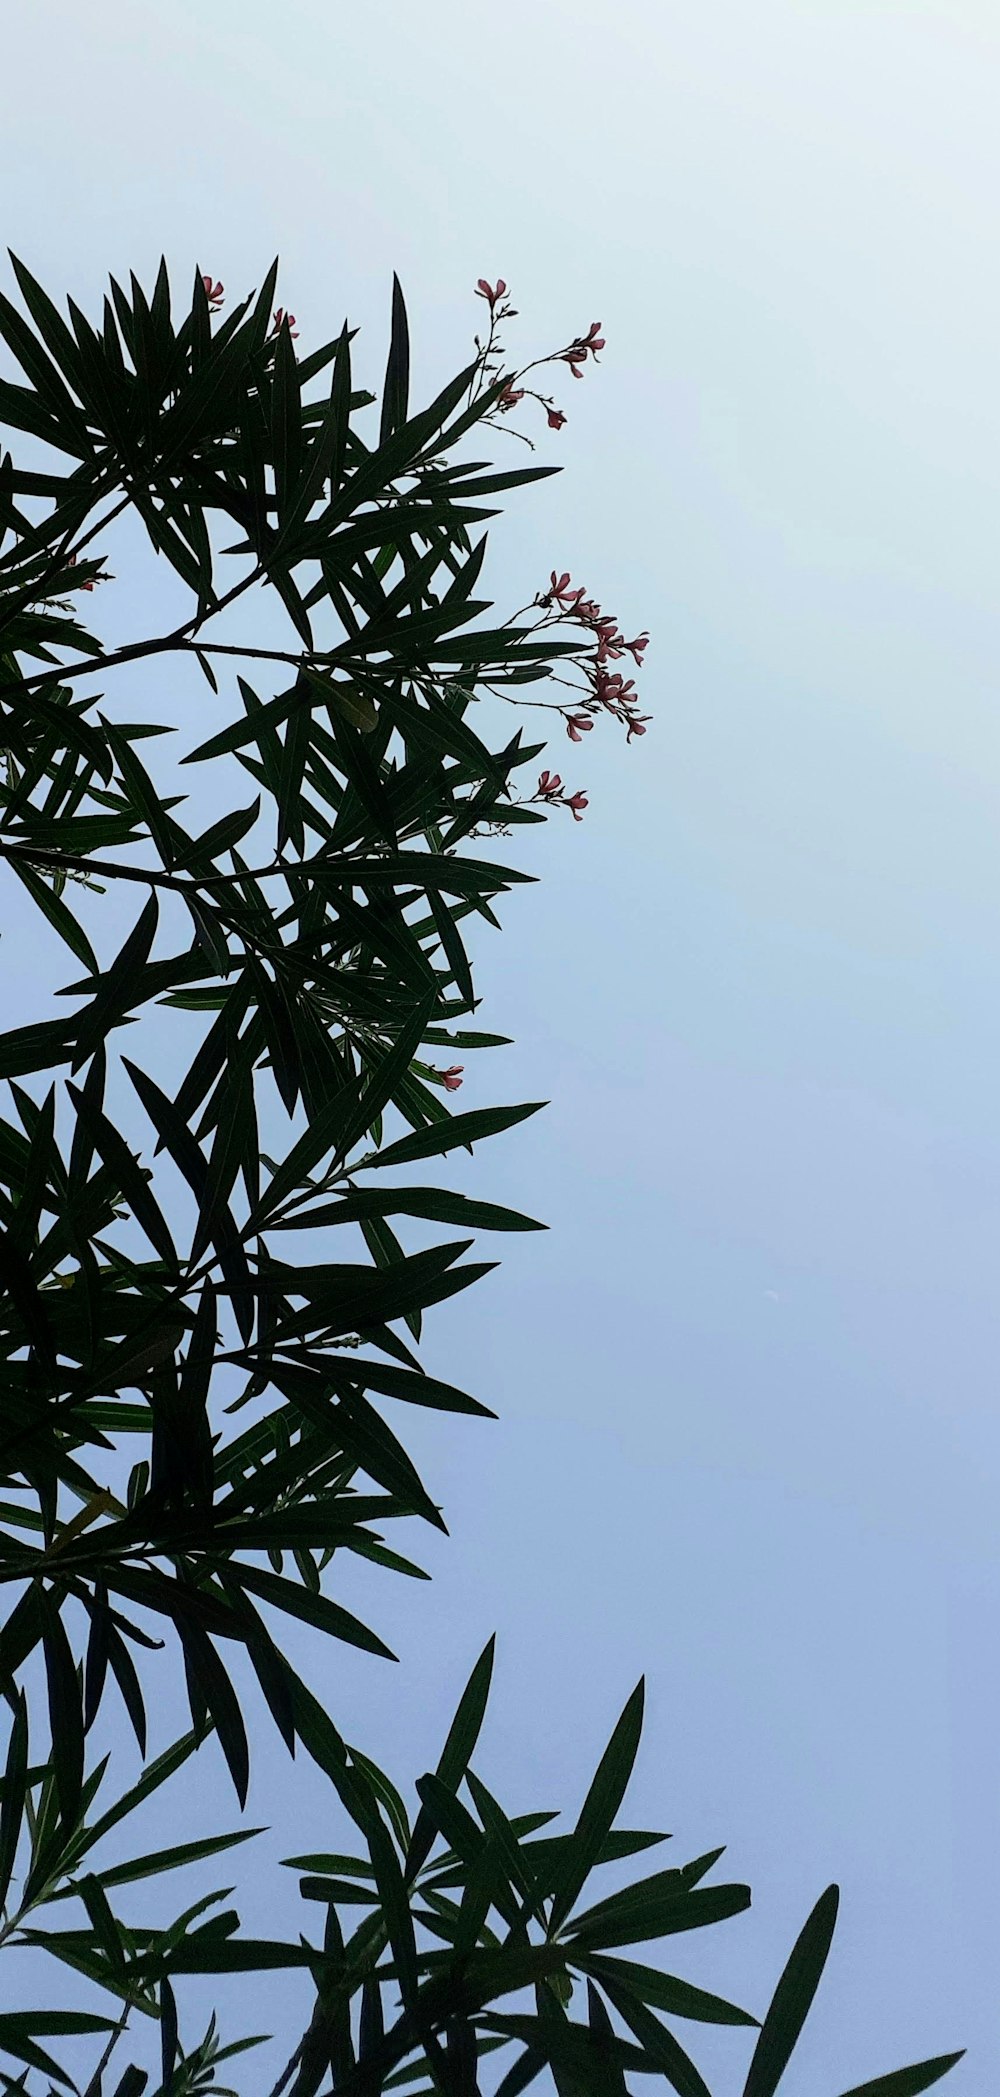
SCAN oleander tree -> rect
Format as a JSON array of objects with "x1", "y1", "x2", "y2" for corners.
[{"x1": 0, "y1": 253, "x2": 963, "y2": 2096}]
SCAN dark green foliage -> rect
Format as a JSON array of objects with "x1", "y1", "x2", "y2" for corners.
[{"x1": 0, "y1": 257, "x2": 962, "y2": 2092}]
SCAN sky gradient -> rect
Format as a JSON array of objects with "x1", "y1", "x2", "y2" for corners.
[{"x1": 3, "y1": 1, "x2": 999, "y2": 2087}]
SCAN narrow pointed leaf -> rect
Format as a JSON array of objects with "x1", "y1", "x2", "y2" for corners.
[{"x1": 743, "y1": 1887, "x2": 840, "y2": 2097}]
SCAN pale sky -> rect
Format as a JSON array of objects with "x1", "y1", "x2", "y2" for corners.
[{"x1": 3, "y1": 1, "x2": 1000, "y2": 2088}]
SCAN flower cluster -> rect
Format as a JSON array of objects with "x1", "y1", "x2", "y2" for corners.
[
  {"x1": 535, "y1": 770, "x2": 589, "y2": 821},
  {"x1": 536, "y1": 572, "x2": 651, "y2": 744},
  {"x1": 470, "y1": 275, "x2": 603, "y2": 442},
  {"x1": 200, "y1": 279, "x2": 302, "y2": 342},
  {"x1": 559, "y1": 321, "x2": 605, "y2": 379},
  {"x1": 66, "y1": 552, "x2": 106, "y2": 595}
]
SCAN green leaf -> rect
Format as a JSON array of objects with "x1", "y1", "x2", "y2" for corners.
[
  {"x1": 585, "y1": 1984, "x2": 629, "y2": 2095},
  {"x1": 226, "y1": 1559, "x2": 396, "y2": 1660},
  {"x1": 567, "y1": 1881, "x2": 752, "y2": 1953},
  {"x1": 0, "y1": 284, "x2": 91, "y2": 445},
  {"x1": 0, "y1": 1589, "x2": 44, "y2": 1700},
  {"x1": 0, "y1": 2011, "x2": 114, "y2": 2037},
  {"x1": 483, "y1": 2011, "x2": 647, "y2": 2093},
  {"x1": 304, "y1": 665, "x2": 378, "y2": 734},
  {"x1": 298, "y1": 1873, "x2": 378, "y2": 1906},
  {"x1": 332, "y1": 1357, "x2": 495, "y2": 1420},
  {"x1": 743, "y1": 1886, "x2": 839, "y2": 2097},
  {"x1": 179, "y1": 796, "x2": 262, "y2": 871},
  {"x1": 367, "y1": 1100, "x2": 545, "y2": 1171},
  {"x1": 184, "y1": 674, "x2": 308, "y2": 765},
  {"x1": 548, "y1": 1682, "x2": 645, "y2": 1932},
  {"x1": 574, "y1": 1953, "x2": 757, "y2": 2028},
  {"x1": 0, "y1": 1216, "x2": 56, "y2": 1370},
  {"x1": 39, "y1": 1591, "x2": 84, "y2": 1829},
  {"x1": 0, "y1": 1018, "x2": 76, "y2": 1080},
  {"x1": 277, "y1": 1184, "x2": 544, "y2": 1235},
  {"x1": 406, "y1": 1637, "x2": 495, "y2": 1879},
  {"x1": 598, "y1": 1979, "x2": 712, "y2": 2097},
  {"x1": 428, "y1": 887, "x2": 474, "y2": 1008},
  {"x1": 380, "y1": 275, "x2": 410, "y2": 445},
  {"x1": 123, "y1": 1057, "x2": 252, "y2": 1338},
  {"x1": 77, "y1": 1827, "x2": 263, "y2": 1895},
  {"x1": 101, "y1": 716, "x2": 184, "y2": 869},
  {"x1": 273, "y1": 1370, "x2": 446, "y2": 1527},
  {"x1": 7, "y1": 254, "x2": 88, "y2": 397},
  {"x1": 190, "y1": 1053, "x2": 256, "y2": 1269},
  {"x1": 7, "y1": 858, "x2": 98, "y2": 972},
  {"x1": 270, "y1": 312, "x2": 303, "y2": 520},
  {"x1": 72, "y1": 889, "x2": 158, "y2": 1073},
  {"x1": 282, "y1": 1851, "x2": 375, "y2": 1877},
  {"x1": 104, "y1": 1622, "x2": 147, "y2": 1755},
  {"x1": 160, "y1": 1975, "x2": 178, "y2": 2091},
  {"x1": 0, "y1": 1692, "x2": 28, "y2": 1912},
  {"x1": 334, "y1": 992, "x2": 437, "y2": 1165},
  {"x1": 310, "y1": 849, "x2": 528, "y2": 898},
  {"x1": 79, "y1": 1728, "x2": 202, "y2": 1854},
  {"x1": 133, "y1": 1935, "x2": 312, "y2": 1975},
  {"x1": 348, "y1": 1744, "x2": 412, "y2": 1855},
  {"x1": 568, "y1": 1866, "x2": 689, "y2": 1939},
  {"x1": 174, "y1": 1618, "x2": 250, "y2": 1808},
  {"x1": 525, "y1": 1830, "x2": 669, "y2": 1894},
  {"x1": 254, "y1": 999, "x2": 433, "y2": 1227},
  {"x1": 66, "y1": 1080, "x2": 178, "y2": 1266},
  {"x1": 415, "y1": 1770, "x2": 488, "y2": 1869},
  {"x1": 836, "y1": 2058, "x2": 966, "y2": 2097}
]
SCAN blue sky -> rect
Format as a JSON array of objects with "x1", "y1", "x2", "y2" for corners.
[{"x1": 3, "y1": 0, "x2": 1000, "y2": 2087}]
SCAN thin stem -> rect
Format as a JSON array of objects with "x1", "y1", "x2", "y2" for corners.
[
  {"x1": 0, "y1": 836, "x2": 211, "y2": 894},
  {"x1": 0, "y1": 561, "x2": 266, "y2": 704},
  {"x1": 82, "y1": 2006, "x2": 131, "y2": 2097},
  {"x1": 267, "y1": 2034, "x2": 306, "y2": 2097}
]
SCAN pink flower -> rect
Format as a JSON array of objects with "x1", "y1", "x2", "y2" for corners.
[
  {"x1": 475, "y1": 278, "x2": 508, "y2": 306},
  {"x1": 548, "y1": 571, "x2": 584, "y2": 609},
  {"x1": 625, "y1": 633, "x2": 649, "y2": 665},
  {"x1": 547, "y1": 408, "x2": 567, "y2": 430},
  {"x1": 626, "y1": 718, "x2": 649, "y2": 741},
  {"x1": 565, "y1": 712, "x2": 594, "y2": 741},
  {"x1": 560, "y1": 321, "x2": 605, "y2": 377},
  {"x1": 499, "y1": 384, "x2": 524, "y2": 410},
  {"x1": 441, "y1": 1065, "x2": 464, "y2": 1092},
  {"x1": 565, "y1": 790, "x2": 589, "y2": 821},
  {"x1": 202, "y1": 276, "x2": 224, "y2": 310},
  {"x1": 593, "y1": 668, "x2": 639, "y2": 711},
  {"x1": 595, "y1": 620, "x2": 626, "y2": 663},
  {"x1": 538, "y1": 770, "x2": 563, "y2": 798},
  {"x1": 271, "y1": 308, "x2": 299, "y2": 339},
  {"x1": 67, "y1": 551, "x2": 100, "y2": 591}
]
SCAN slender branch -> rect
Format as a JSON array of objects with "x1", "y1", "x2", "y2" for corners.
[
  {"x1": 2, "y1": 634, "x2": 340, "y2": 705},
  {"x1": 0, "y1": 561, "x2": 266, "y2": 704},
  {"x1": 0, "y1": 470, "x2": 120, "y2": 586},
  {"x1": 0, "y1": 836, "x2": 208, "y2": 895},
  {"x1": 267, "y1": 2034, "x2": 305, "y2": 2097},
  {"x1": 68, "y1": 493, "x2": 132, "y2": 568},
  {"x1": 0, "y1": 825, "x2": 509, "y2": 895},
  {"x1": 81, "y1": 2006, "x2": 131, "y2": 2097}
]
